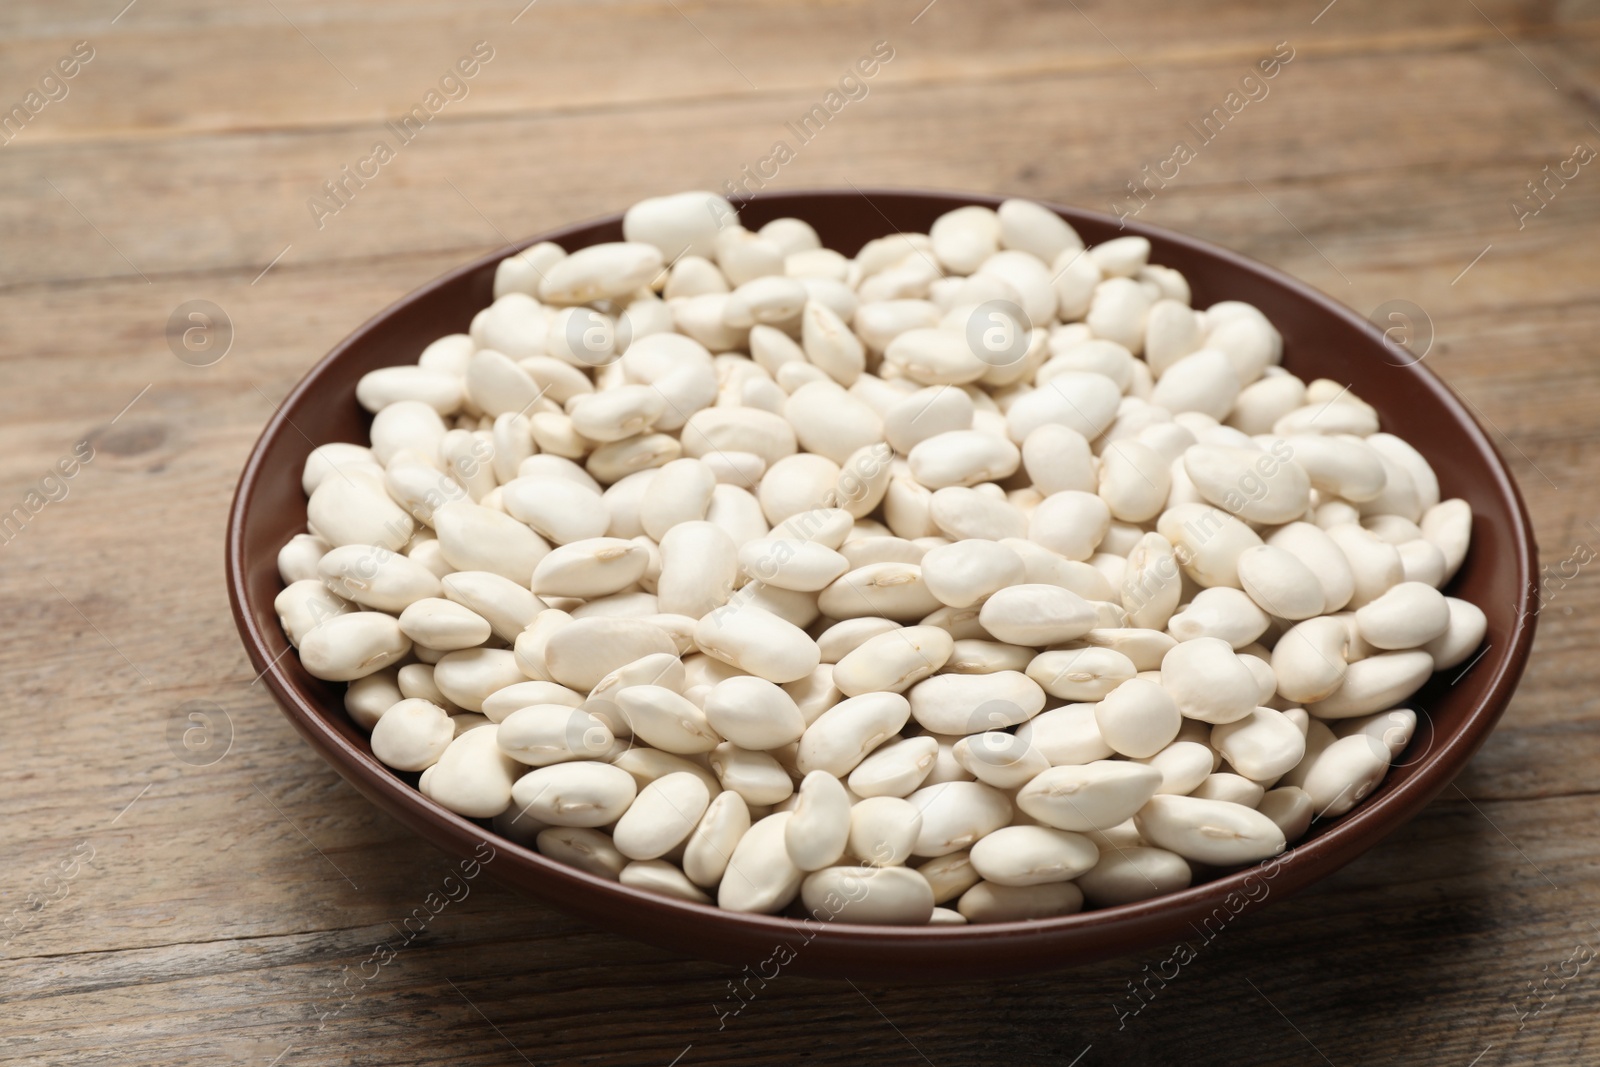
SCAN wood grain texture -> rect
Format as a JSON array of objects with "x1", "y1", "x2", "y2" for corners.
[{"x1": 3, "y1": 0, "x2": 1599, "y2": 1063}]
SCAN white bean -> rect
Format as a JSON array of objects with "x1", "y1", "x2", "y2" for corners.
[
  {"x1": 682, "y1": 406, "x2": 798, "y2": 466},
  {"x1": 977, "y1": 584, "x2": 1097, "y2": 645},
  {"x1": 718, "y1": 813, "x2": 804, "y2": 913},
  {"x1": 833, "y1": 625, "x2": 953, "y2": 696},
  {"x1": 701, "y1": 675, "x2": 806, "y2": 751},
  {"x1": 1150, "y1": 350, "x2": 1238, "y2": 420},
  {"x1": 884, "y1": 327, "x2": 988, "y2": 385},
  {"x1": 302, "y1": 443, "x2": 379, "y2": 496},
  {"x1": 278, "y1": 533, "x2": 331, "y2": 584},
  {"x1": 1267, "y1": 522, "x2": 1356, "y2": 613},
  {"x1": 1422, "y1": 597, "x2": 1487, "y2": 669},
  {"x1": 1157, "y1": 503, "x2": 1263, "y2": 589},
  {"x1": 1282, "y1": 434, "x2": 1386, "y2": 502},
  {"x1": 946, "y1": 639, "x2": 1033, "y2": 675},
  {"x1": 299, "y1": 611, "x2": 410, "y2": 681},
  {"x1": 1005, "y1": 373, "x2": 1122, "y2": 444},
  {"x1": 1015, "y1": 704, "x2": 1114, "y2": 766},
  {"x1": 393, "y1": 601, "x2": 486, "y2": 652},
  {"x1": 307, "y1": 476, "x2": 415, "y2": 551},
  {"x1": 682, "y1": 791, "x2": 751, "y2": 887},
  {"x1": 928, "y1": 486, "x2": 1027, "y2": 541},
  {"x1": 1333, "y1": 707, "x2": 1417, "y2": 759},
  {"x1": 433, "y1": 501, "x2": 549, "y2": 584},
  {"x1": 613, "y1": 772, "x2": 711, "y2": 860},
  {"x1": 1210, "y1": 708, "x2": 1306, "y2": 781},
  {"x1": 370, "y1": 698, "x2": 455, "y2": 771},
  {"x1": 952, "y1": 731, "x2": 1048, "y2": 789},
  {"x1": 431, "y1": 648, "x2": 525, "y2": 712},
  {"x1": 1121, "y1": 532, "x2": 1182, "y2": 630},
  {"x1": 344, "y1": 669, "x2": 401, "y2": 730},
  {"x1": 275, "y1": 580, "x2": 353, "y2": 648},
  {"x1": 1133, "y1": 794, "x2": 1285, "y2": 865},
  {"x1": 800, "y1": 865, "x2": 935, "y2": 925},
  {"x1": 908, "y1": 430, "x2": 1020, "y2": 489},
  {"x1": 915, "y1": 851, "x2": 981, "y2": 904},
  {"x1": 800, "y1": 301, "x2": 867, "y2": 386},
  {"x1": 884, "y1": 385, "x2": 974, "y2": 457},
  {"x1": 531, "y1": 537, "x2": 649, "y2": 598},
  {"x1": 1099, "y1": 440, "x2": 1171, "y2": 523},
  {"x1": 1299, "y1": 733, "x2": 1391, "y2": 816},
  {"x1": 1420, "y1": 498, "x2": 1472, "y2": 584},
  {"x1": 907, "y1": 781, "x2": 1013, "y2": 856},
  {"x1": 1235, "y1": 544, "x2": 1325, "y2": 621},
  {"x1": 818, "y1": 562, "x2": 942, "y2": 621},
  {"x1": 1166, "y1": 587, "x2": 1268, "y2": 649},
  {"x1": 1136, "y1": 740, "x2": 1217, "y2": 796},
  {"x1": 424, "y1": 726, "x2": 520, "y2": 818},
  {"x1": 907, "y1": 670, "x2": 1044, "y2": 735},
  {"x1": 694, "y1": 601, "x2": 820, "y2": 683},
  {"x1": 710, "y1": 744, "x2": 795, "y2": 806},
  {"x1": 1257, "y1": 786, "x2": 1314, "y2": 844},
  {"x1": 617, "y1": 685, "x2": 721, "y2": 754},
  {"x1": 930, "y1": 205, "x2": 1000, "y2": 274},
  {"x1": 1273, "y1": 400, "x2": 1378, "y2": 437},
  {"x1": 1095, "y1": 678, "x2": 1182, "y2": 758},
  {"x1": 1028, "y1": 490, "x2": 1110, "y2": 562},
  {"x1": 1026, "y1": 648, "x2": 1136, "y2": 701},
  {"x1": 1086, "y1": 276, "x2": 1152, "y2": 353},
  {"x1": 1309, "y1": 650, "x2": 1434, "y2": 718},
  {"x1": 440, "y1": 571, "x2": 544, "y2": 643},
  {"x1": 723, "y1": 275, "x2": 809, "y2": 329},
  {"x1": 971, "y1": 825, "x2": 1099, "y2": 889},
  {"x1": 1206, "y1": 310, "x2": 1280, "y2": 383},
  {"x1": 536, "y1": 827, "x2": 627, "y2": 880},
  {"x1": 1355, "y1": 581, "x2": 1451, "y2": 649},
  {"x1": 847, "y1": 737, "x2": 939, "y2": 799},
  {"x1": 497, "y1": 704, "x2": 615, "y2": 766},
  {"x1": 782, "y1": 380, "x2": 885, "y2": 467},
  {"x1": 623, "y1": 191, "x2": 730, "y2": 259},
  {"x1": 512, "y1": 764, "x2": 636, "y2": 831},
  {"x1": 1015, "y1": 761, "x2": 1163, "y2": 831},
  {"x1": 398, "y1": 664, "x2": 460, "y2": 712},
  {"x1": 480, "y1": 680, "x2": 584, "y2": 723},
  {"x1": 1183, "y1": 443, "x2": 1310, "y2": 525},
  {"x1": 543, "y1": 617, "x2": 677, "y2": 691},
  {"x1": 1079, "y1": 627, "x2": 1177, "y2": 672},
  {"x1": 785, "y1": 771, "x2": 852, "y2": 871},
  {"x1": 1271, "y1": 615, "x2": 1351, "y2": 704},
  {"x1": 957, "y1": 880, "x2": 1083, "y2": 922},
  {"x1": 797, "y1": 692, "x2": 911, "y2": 777},
  {"x1": 1021, "y1": 424, "x2": 1097, "y2": 497},
  {"x1": 1144, "y1": 300, "x2": 1202, "y2": 376},
  {"x1": 1326, "y1": 523, "x2": 1404, "y2": 609},
  {"x1": 540, "y1": 242, "x2": 664, "y2": 304},
  {"x1": 620, "y1": 861, "x2": 711, "y2": 904},
  {"x1": 783, "y1": 664, "x2": 842, "y2": 725},
  {"x1": 1159, "y1": 637, "x2": 1258, "y2": 724},
  {"x1": 1077, "y1": 846, "x2": 1192, "y2": 907}
]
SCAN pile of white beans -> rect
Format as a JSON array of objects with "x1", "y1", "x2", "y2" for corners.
[{"x1": 274, "y1": 191, "x2": 1486, "y2": 926}]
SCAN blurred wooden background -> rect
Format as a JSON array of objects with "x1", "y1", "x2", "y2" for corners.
[{"x1": 3, "y1": 1, "x2": 1599, "y2": 1064}]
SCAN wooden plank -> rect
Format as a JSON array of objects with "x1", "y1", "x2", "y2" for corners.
[
  {"x1": 3, "y1": 793, "x2": 1596, "y2": 1065},
  {"x1": 4, "y1": 0, "x2": 1600, "y2": 1061},
  {"x1": 0, "y1": 49, "x2": 1597, "y2": 290},
  {"x1": 0, "y1": 0, "x2": 1592, "y2": 145}
]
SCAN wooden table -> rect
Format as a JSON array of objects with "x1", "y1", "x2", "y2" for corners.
[{"x1": 4, "y1": 1, "x2": 1598, "y2": 1063}]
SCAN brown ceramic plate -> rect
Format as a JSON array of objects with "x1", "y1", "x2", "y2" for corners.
[{"x1": 227, "y1": 189, "x2": 1537, "y2": 980}]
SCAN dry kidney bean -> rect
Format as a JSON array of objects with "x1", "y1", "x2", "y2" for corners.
[{"x1": 279, "y1": 192, "x2": 1480, "y2": 925}]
